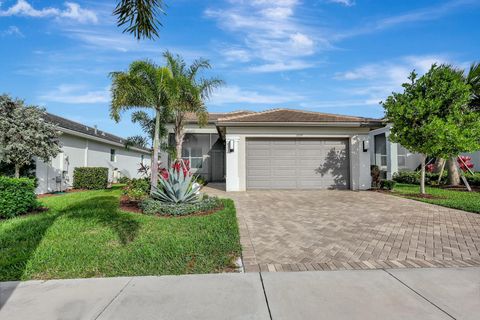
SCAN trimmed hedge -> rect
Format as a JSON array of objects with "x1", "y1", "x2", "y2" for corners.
[
  {"x1": 0, "y1": 176, "x2": 38, "y2": 218},
  {"x1": 393, "y1": 171, "x2": 448, "y2": 185},
  {"x1": 141, "y1": 196, "x2": 222, "y2": 216},
  {"x1": 393, "y1": 170, "x2": 480, "y2": 186},
  {"x1": 73, "y1": 167, "x2": 109, "y2": 190}
]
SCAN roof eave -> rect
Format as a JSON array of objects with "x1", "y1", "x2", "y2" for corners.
[{"x1": 215, "y1": 121, "x2": 383, "y2": 128}]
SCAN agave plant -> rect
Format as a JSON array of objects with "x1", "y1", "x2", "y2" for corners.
[{"x1": 151, "y1": 161, "x2": 200, "y2": 204}]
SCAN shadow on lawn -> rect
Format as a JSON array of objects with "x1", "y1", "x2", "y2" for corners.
[
  {"x1": 64, "y1": 196, "x2": 140, "y2": 245},
  {"x1": 0, "y1": 192, "x2": 139, "y2": 288}
]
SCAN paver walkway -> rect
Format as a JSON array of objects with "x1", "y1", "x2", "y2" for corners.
[
  {"x1": 1, "y1": 268, "x2": 479, "y2": 319},
  {"x1": 204, "y1": 185, "x2": 480, "y2": 272}
]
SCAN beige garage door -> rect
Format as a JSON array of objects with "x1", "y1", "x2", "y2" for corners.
[{"x1": 246, "y1": 138, "x2": 350, "y2": 190}]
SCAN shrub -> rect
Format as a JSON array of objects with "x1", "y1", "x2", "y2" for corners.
[
  {"x1": 370, "y1": 165, "x2": 381, "y2": 188},
  {"x1": 0, "y1": 176, "x2": 38, "y2": 218},
  {"x1": 466, "y1": 172, "x2": 480, "y2": 186},
  {"x1": 73, "y1": 167, "x2": 108, "y2": 190},
  {"x1": 122, "y1": 178, "x2": 150, "y2": 201},
  {"x1": 380, "y1": 180, "x2": 396, "y2": 190},
  {"x1": 117, "y1": 176, "x2": 131, "y2": 184},
  {"x1": 392, "y1": 171, "x2": 448, "y2": 185},
  {"x1": 141, "y1": 196, "x2": 222, "y2": 216}
]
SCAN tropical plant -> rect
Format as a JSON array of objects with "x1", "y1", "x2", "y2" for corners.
[
  {"x1": 124, "y1": 135, "x2": 149, "y2": 149},
  {"x1": 383, "y1": 64, "x2": 480, "y2": 194},
  {"x1": 114, "y1": 0, "x2": 165, "y2": 40},
  {"x1": 464, "y1": 62, "x2": 480, "y2": 111},
  {"x1": 0, "y1": 94, "x2": 61, "y2": 178},
  {"x1": 151, "y1": 160, "x2": 201, "y2": 204},
  {"x1": 110, "y1": 60, "x2": 171, "y2": 193},
  {"x1": 163, "y1": 52, "x2": 224, "y2": 160}
]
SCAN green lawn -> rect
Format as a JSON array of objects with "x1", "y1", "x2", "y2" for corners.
[
  {"x1": 393, "y1": 183, "x2": 480, "y2": 213},
  {"x1": 0, "y1": 187, "x2": 241, "y2": 281}
]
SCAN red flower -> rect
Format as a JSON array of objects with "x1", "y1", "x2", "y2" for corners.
[
  {"x1": 159, "y1": 168, "x2": 169, "y2": 180},
  {"x1": 426, "y1": 163, "x2": 436, "y2": 173},
  {"x1": 457, "y1": 156, "x2": 474, "y2": 172}
]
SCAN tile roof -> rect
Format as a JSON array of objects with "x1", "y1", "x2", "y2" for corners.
[
  {"x1": 43, "y1": 113, "x2": 150, "y2": 152},
  {"x1": 184, "y1": 111, "x2": 255, "y2": 123},
  {"x1": 216, "y1": 108, "x2": 383, "y2": 125}
]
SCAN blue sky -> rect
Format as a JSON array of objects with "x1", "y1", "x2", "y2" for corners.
[{"x1": 0, "y1": 0, "x2": 479, "y2": 138}]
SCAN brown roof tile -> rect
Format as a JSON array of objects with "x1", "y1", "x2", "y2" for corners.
[
  {"x1": 217, "y1": 108, "x2": 382, "y2": 124},
  {"x1": 184, "y1": 110, "x2": 255, "y2": 123}
]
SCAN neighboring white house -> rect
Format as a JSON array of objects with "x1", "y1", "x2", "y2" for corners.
[
  {"x1": 163, "y1": 109, "x2": 384, "y2": 191},
  {"x1": 35, "y1": 113, "x2": 151, "y2": 194},
  {"x1": 369, "y1": 124, "x2": 480, "y2": 179}
]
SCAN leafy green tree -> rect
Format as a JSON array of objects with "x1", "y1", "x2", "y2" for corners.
[
  {"x1": 383, "y1": 65, "x2": 480, "y2": 193},
  {"x1": 163, "y1": 52, "x2": 224, "y2": 161},
  {"x1": 0, "y1": 95, "x2": 61, "y2": 178},
  {"x1": 110, "y1": 60, "x2": 171, "y2": 192},
  {"x1": 114, "y1": 0, "x2": 165, "y2": 40}
]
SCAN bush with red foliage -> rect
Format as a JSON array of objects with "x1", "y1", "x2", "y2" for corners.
[{"x1": 457, "y1": 156, "x2": 474, "y2": 172}]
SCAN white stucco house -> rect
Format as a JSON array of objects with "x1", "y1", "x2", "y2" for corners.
[
  {"x1": 369, "y1": 124, "x2": 480, "y2": 179},
  {"x1": 162, "y1": 109, "x2": 384, "y2": 191},
  {"x1": 35, "y1": 113, "x2": 151, "y2": 194}
]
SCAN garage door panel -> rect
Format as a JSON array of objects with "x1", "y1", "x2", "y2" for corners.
[
  {"x1": 271, "y1": 159, "x2": 297, "y2": 167},
  {"x1": 271, "y1": 149, "x2": 296, "y2": 156},
  {"x1": 246, "y1": 138, "x2": 350, "y2": 190},
  {"x1": 247, "y1": 149, "x2": 270, "y2": 157}
]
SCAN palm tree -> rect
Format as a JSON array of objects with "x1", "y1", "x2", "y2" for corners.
[
  {"x1": 114, "y1": 0, "x2": 165, "y2": 40},
  {"x1": 163, "y1": 52, "x2": 224, "y2": 161},
  {"x1": 465, "y1": 62, "x2": 480, "y2": 111},
  {"x1": 110, "y1": 60, "x2": 170, "y2": 192}
]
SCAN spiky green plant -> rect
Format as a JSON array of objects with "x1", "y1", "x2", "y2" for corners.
[{"x1": 151, "y1": 168, "x2": 200, "y2": 204}]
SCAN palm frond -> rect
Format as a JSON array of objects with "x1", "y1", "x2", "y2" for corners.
[{"x1": 114, "y1": 0, "x2": 165, "y2": 40}]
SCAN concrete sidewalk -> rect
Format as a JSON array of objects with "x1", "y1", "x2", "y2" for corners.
[{"x1": 1, "y1": 267, "x2": 479, "y2": 320}]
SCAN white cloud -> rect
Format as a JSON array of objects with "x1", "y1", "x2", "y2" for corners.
[
  {"x1": 0, "y1": 25, "x2": 23, "y2": 37},
  {"x1": 206, "y1": 0, "x2": 322, "y2": 72},
  {"x1": 210, "y1": 85, "x2": 304, "y2": 105},
  {"x1": 222, "y1": 48, "x2": 252, "y2": 62},
  {"x1": 0, "y1": 0, "x2": 97, "y2": 24},
  {"x1": 40, "y1": 85, "x2": 109, "y2": 104},
  {"x1": 328, "y1": 0, "x2": 355, "y2": 6},
  {"x1": 248, "y1": 60, "x2": 313, "y2": 73},
  {"x1": 334, "y1": 55, "x2": 452, "y2": 103}
]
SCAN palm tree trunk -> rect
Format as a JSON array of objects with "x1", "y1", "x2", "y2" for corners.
[
  {"x1": 150, "y1": 109, "x2": 161, "y2": 194},
  {"x1": 174, "y1": 114, "x2": 184, "y2": 162},
  {"x1": 447, "y1": 157, "x2": 460, "y2": 186},
  {"x1": 420, "y1": 154, "x2": 426, "y2": 194},
  {"x1": 14, "y1": 164, "x2": 21, "y2": 178}
]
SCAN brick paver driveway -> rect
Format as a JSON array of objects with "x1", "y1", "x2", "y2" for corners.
[{"x1": 205, "y1": 185, "x2": 480, "y2": 272}]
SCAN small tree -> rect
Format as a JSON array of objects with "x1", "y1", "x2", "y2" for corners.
[
  {"x1": 0, "y1": 95, "x2": 61, "y2": 178},
  {"x1": 383, "y1": 65, "x2": 479, "y2": 194}
]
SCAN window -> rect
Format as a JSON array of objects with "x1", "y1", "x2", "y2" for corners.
[
  {"x1": 182, "y1": 147, "x2": 203, "y2": 169},
  {"x1": 397, "y1": 145, "x2": 408, "y2": 168},
  {"x1": 374, "y1": 133, "x2": 387, "y2": 168},
  {"x1": 110, "y1": 149, "x2": 116, "y2": 162}
]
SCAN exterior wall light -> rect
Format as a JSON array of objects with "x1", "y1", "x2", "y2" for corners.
[
  {"x1": 228, "y1": 140, "x2": 235, "y2": 153},
  {"x1": 363, "y1": 140, "x2": 370, "y2": 152}
]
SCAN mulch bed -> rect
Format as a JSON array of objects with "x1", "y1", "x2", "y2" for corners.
[
  {"x1": 119, "y1": 196, "x2": 224, "y2": 218},
  {"x1": 119, "y1": 196, "x2": 142, "y2": 214}
]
